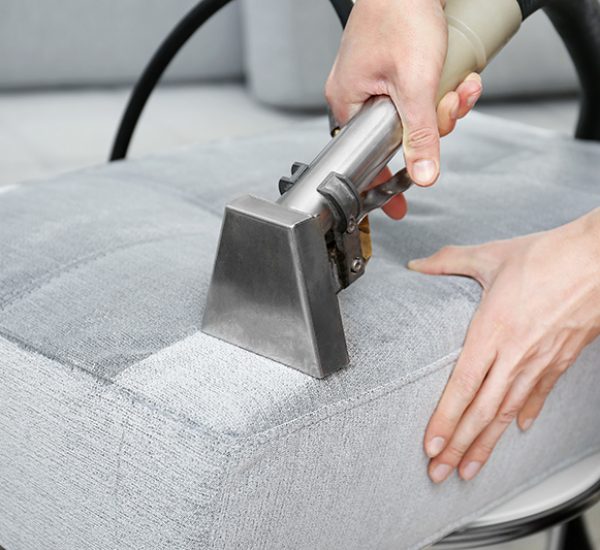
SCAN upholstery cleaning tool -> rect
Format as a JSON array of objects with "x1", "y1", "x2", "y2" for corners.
[
  {"x1": 202, "y1": 0, "x2": 524, "y2": 378},
  {"x1": 109, "y1": 0, "x2": 600, "y2": 378}
]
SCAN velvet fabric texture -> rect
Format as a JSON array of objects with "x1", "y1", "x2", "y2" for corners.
[{"x1": 1, "y1": 114, "x2": 600, "y2": 549}]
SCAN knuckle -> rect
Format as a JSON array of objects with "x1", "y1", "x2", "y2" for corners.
[
  {"x1": 471, "y1": 404, "x2": 495, "y2": 426},
  {"x1": 406, "y1": 126, "x2": 439, "y2": 151},
  {"x1": 453, "y1": 368, "x2": 482, "y2": 397},
  {"x1": 556, "y1": 357, "x2": 574, "y2": 374},
  {"x1": 324, "y1": 82, "x2": 336, "y2": 105},
  {"x1": 475, "y1": 439, "x2": 495, "y2": 457},
  {"x1": 434, "y1": 408, "x2": 459, "y2": 428},
  {"x1": 537, "y1": 379, "x2": 555, "y2": 397},
  {"x1": 497, "y1": 407, "x2": 518, "y2": 425},
  {"x1": 438, "y1": 245, "x2": 458, "y2": 257},
  {"x1": 444, "y1": 442, "x2": 469, "y2": 462},
  {"x1": 324, "y1": 70, "x2": 334, "y2": 90}
]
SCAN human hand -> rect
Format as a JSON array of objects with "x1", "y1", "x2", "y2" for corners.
[
  {"x1": 325, "y1": 0, "x2": 483, "y2": 220},
  {"x1": 408, "y1": 209, "x2": 600, "y2": 483}
]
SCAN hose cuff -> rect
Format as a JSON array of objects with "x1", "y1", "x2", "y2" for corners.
[{"x1": 517, "y1": 0, "x2": 545, "y2": 19}]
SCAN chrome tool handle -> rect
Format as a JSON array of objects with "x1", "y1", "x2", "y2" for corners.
[{"x1": 278, "y1": 0, "x2": 522, "y2": 231}]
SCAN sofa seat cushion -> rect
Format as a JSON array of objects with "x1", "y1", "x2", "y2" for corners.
[{"x1": 1, "y1": 113, "x2": 600, "y2": 550}]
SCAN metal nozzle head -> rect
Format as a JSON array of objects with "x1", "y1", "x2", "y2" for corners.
[{"x1": 202, "y1": 195, "x2": 349, "y2": 378}]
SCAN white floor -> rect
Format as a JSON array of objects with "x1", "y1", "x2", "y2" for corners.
[{"x1": 1, "y1": 83, "x2": 598, "y2": 548}]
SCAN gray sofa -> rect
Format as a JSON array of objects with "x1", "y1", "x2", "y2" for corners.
[
  {"x1": 242, "y1": 0, "x2": 578, "y2": 108},
  {"x1": 0, "y1": 0, "x2": 243, "y2": 89},
  {"x1": 1, "y1": 112, "x2": 600, "y2": 549},
  {"x1": 1, "y1": 2, "x2": 598, "y2": 550}
]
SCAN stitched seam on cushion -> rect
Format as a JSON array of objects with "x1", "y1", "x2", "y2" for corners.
[
  {"x1": 206, "y1": 439, "x2": 245, "y2": 550},
  {"x1": 214, "y1": 389, "x2": 600, "y2": 549},
  {"x1": 0, "y1": 332, "x2": 231, "y2": 444},
  {"x1": 110, "y1": 172, "x2": 228, "y2": 218},
  {"x1": 0, "y1": 231, "x2": 205, "y2": 310},
  {"x1": 16, "y1": 322, "x2": 593, "y2": 549},
  {"x1": 409, "y1": 443, "x2": 600, "y2": 550},
  {"x1": 1, "y1": 333, "x2": 458, "y2": 550},
  {"x1": 17, "y1": 169, "x2": 231, "y2": 220},
  {"x1": 2, "y1": 325, "x2": 461, "y2": 449},
  {"x1": 242, "y1": 351, "x2": 460, "y2": 447},
  {"x1": 208, "y1": 353, "x2": 460, "y2": 548}
]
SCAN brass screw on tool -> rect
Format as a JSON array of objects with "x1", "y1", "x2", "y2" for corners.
[
  {"x1": 346, "y1": 217, "x2": 357, "y2": 234},
  {"x1": 351, "y1": 257, "x2": 364, "y2": 273}
]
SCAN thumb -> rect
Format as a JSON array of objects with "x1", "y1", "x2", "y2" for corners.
[
  {"x1": 408, "y1": 245, "x2": 482, "y2": 279},
  {"x1": 390, "y1": 88, "x2": 440, "y2": 187}
]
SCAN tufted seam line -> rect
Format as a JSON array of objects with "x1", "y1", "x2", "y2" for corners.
[
  {"x1": 0, "y1": 231, "x2": 206, "y2": 311},
  {"x1": 1, "y1": 331, "x2": 465, "y2": 462}
]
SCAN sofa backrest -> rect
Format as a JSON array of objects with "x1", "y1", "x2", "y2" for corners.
[
  {"x1": 0, "y1": 0, "x2": 581, "y2": 106},
  {"x1": 0, "y1": 0, "x2": 243, "y2": 89},
  {"x1": 242, "y1": 0, "x2": 579, "y2": 109}
]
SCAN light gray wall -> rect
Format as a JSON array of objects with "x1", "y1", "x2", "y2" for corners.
[
  {"x1": 0, "y1": 0, "x2": 244, "y2": 89},
  {"x1": 242, "y1": 0, "x2": 579, "y2": 109}
]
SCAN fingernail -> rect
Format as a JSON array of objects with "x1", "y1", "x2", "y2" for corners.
[
  {"x1": 431, "y1": 464, "x2": 453, "y2": 484},
  {"x1": 412, "y1": 160, "x2": 437, "y2": 186},
  {"x1": 407, "y1": 258, "x2": 424, "y2": 270},
  {"x1": 461, "y1": 461, "x2": 482, "y2": 481},
  {"x1": 521, "y1": 418, "x2": 534, "y2": 431},
  {"x1": 426, "y1": 436, "x2": 446, "y2": 458},
  {"x1": 467, "y1": 93, "x2": 479, "y2": 108}
]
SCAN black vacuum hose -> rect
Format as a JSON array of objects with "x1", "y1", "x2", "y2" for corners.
[
  {"x1": 110, "y1": 0, "x2": 236, "y2": 161},
  {"x1": 110, "y1": 0, "x2": 600, "y2": 162},
  {"x1": 517, "y1": 0, "x2": 600, "y2": 141},
  {"x1": 329, "y1": 0, "x2": 354, "y2": 27},
  {"x1": 109, "y1": 0, "x2": 354, "y2": 161}
]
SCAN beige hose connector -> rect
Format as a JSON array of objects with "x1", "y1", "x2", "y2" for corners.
[{"x1": 438, "y1": 0, "x2": 522, "y2": 102}]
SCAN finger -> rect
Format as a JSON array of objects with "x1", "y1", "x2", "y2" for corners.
[
  {"x1": 324, "y1": 69, "x2": 371, "y2": 127},
  {"x1": 455, "y1": 73, "x2": 483, "y2": 119},
  {"x1": 517, "y1": 369, "x2": 562, "y2": 431},
  {"x1": 407, "y1": 245, "x2": 484, "y2": 280},
  {"x1": 367, "y1": 167, "x2": 393, "y2": 190},
  {"x1": 382, "y1": 194, "x2": 408, "y2": 220},
  {"x1": 426, "y1": 345, "x2": 502, "y2": 483},
  {"x1": 437, "y1": 91, "x2": 460, "y2": 138},
  {"x1": 429, "y1": 354, "x2": 526, "y2": 482},
  {"x1": 424, "y1": 314, "x2": 496, "y2": 462},
  {"x1": 365, "y1": 167, "x2": 408, "y2": 220},
  {"x1": 458, "y1": 369, "x2": 538, "y2": 480},
  {"x1": 388, "y1": 85, "x2": 440, "y2": 187}
]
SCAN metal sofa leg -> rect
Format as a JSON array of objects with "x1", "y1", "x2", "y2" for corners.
[
  {"x1": 546, "y1": 516, "x2": 594, "y2": 550},
  {"x1": 563, "y1": 516, "x2": 594, "y2": 550}
]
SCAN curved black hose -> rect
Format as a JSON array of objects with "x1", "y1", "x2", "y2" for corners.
[
  {"x1": 517, "y1": 0, "x2": 600, "y2": 141},
  {"x1": 329, "y1": 0, "x2": 353, "y2": 27},
  {"x1": 517, "y1": 0, "x2": 545, "y2": 18},
  {"x1": 110, "y1": 0, "x2": 235, "y2": 161},
  {"x1": 111, "y1": 0, "x2": 600, "y2": 161},
  {"x1": 543, "y1": 0, "x2": 600, "y2": 141},
  {"x1": 110, "y1": 0, "x2": 354, "y2": 162}
]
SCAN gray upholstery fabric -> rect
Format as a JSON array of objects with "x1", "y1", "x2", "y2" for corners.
[
  {"x1": 242, "y1": 0, "x2": 579, "y2": 109},
  {"x1": 1, "y1": 113, "x2": 600, "y2": 550},
  {"x1": 0, "y1": 1, "x2": 243, "y2": 89}
]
